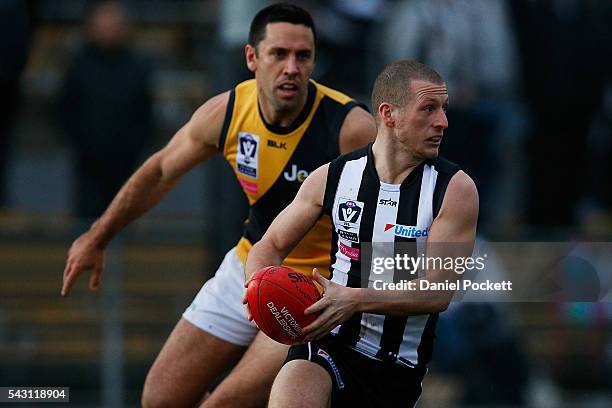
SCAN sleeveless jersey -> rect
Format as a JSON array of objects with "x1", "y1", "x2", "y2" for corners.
[
  {"x1": 219, "y1": 79, "x2": 364, "y2": 277},
  {"x1": 322, "y1": 144, "x2": 460, "y2": 368}
]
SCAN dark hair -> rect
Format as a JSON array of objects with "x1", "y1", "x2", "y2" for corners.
[
  {"x1": 248, "y1": 2, "x2": 317, "y2": 48},
  {"x1": 371, "y1": 60, "x2": 444, "y2": 122}
]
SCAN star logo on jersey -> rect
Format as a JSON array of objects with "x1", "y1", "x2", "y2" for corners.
[
  {"x1": 384, "y1": 223, "x2": 429, "y2": 238},
  {"x1": 335, "y1": 198, "x2": 364, "y2": 231},
  {"x1": 237, "y1": 132, "x2": 259, "y2": 178}
]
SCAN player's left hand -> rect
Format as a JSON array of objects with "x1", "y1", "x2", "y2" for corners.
[
  {"x1": 242, "y1": 282, "x2": 253, "y2": 321},
  {"x1": 302, "y1": 268, "x2": 360, "y2": 341}
]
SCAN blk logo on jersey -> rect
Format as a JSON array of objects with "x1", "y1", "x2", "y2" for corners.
[
  {"x1": 283, "y1": 164, "x2": 309, "y2": 183},
  {"x1": 267, "y1": 140, "x2": 287, "y2": 150},
  {"x1": 335, "y1": 198, "x2": 364, "y2": 231},
  {"x1": 237, "y1": 132, "x2": 259, "y2": 178},
  {"x1": 384, "y1": 223, "x2": 429, "y2": 238}
]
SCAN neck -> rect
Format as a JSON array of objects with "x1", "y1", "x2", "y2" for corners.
[
  {"x1": 371, "y1": 133, "x2": 423, "y2": 184},
  {"x1": 258, "y1": 87, "x2": 308, "y2": 128}
]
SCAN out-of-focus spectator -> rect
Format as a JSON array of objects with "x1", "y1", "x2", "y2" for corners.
[
  {"x1": 510, "y1": 0, "x2": 612, "y2": 228},
  {"x1": 59, "y1": 0, "x2": 154, "y2": 220},
  {"x1": 384, "y1": 0, "x2": 522, "y2": 233},
  {"x1": 0, "y1": 0, "x2": 31, "y2": 209},
  {"x1": 312, "y1": 0, "x2": 386, "y2": 101}
]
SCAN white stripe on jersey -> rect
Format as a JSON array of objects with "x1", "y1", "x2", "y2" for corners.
[{"x1": 330, "y1": 155, "x2": 367, "y2": 278}]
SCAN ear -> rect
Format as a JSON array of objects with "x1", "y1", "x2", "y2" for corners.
[
  {"x1": 245, "y1": 44, "x2": 257, "y2": 72},
  {"x1": 378, "y1": 102, "x2": 395, "y2": 128}
]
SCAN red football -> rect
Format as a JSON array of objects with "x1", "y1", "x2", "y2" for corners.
[{"x1": 247, "y1": 266, "x2": 322, "y2": 345}]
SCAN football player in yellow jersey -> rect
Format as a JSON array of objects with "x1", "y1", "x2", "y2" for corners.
[{"x1": 61, "y1": 3, "x2": 375, "y2": 407}]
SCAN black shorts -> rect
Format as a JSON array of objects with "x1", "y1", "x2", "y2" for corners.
[{"x1": 285, "y1": 335, "x2": 426, "y2": 407}]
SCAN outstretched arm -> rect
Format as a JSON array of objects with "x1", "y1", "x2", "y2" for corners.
[
  {"x1": 244, "y1": 164, "x2": 328, "y2": 282},
  {"x1": 62, "y1": 92, "x2": 229, "y2": 296}
]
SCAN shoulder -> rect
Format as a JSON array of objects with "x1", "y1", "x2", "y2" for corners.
[
  {"x1": 439, "y1": 170, "x2": 479, "y2": 223},
  {"x1": 188, "y1": 91, "x2": 231, "y2": 148},
  {"x1": 338, "y1": 106, "x2": 376, "y2": 154},
  {"x1": 428, "y1": 155, "x2": 461, "y2": 176}
]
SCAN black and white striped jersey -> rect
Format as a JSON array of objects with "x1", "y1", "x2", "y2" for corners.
[{"x1": 322, "y1": 143, "x2": 460, "y2": 368}]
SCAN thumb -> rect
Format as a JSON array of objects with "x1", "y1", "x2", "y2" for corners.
[{"x1": 312, "y1": 268, "x2": 329, "y2": 288}]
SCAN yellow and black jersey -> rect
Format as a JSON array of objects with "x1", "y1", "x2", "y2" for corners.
[{"x1": 219, "y1": 79, "x2": 365, "y2": 277}]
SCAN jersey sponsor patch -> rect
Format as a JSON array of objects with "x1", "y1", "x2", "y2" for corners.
[
  {"x1": 339, "y1": 241, "x2": 360, "y2": 260},
  {"x1": 337, "y1": 229, "x2": 359, "y2": 243},
  {"x1": 335, "y1": 198, "x2": 364, "y2": 231},
  {"x1": 384, "y1": 223, "x2": 429, "y2": 238},
  {"x1": 237, "y1": 132, "x2": 259, "y2": 178}
]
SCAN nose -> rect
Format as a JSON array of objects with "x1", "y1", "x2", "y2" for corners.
[
  {"x1": 433, "y1": 110, "x2": 448, "y2": 130},
  {"x1": 283, "y1": 54, "x2": 299, "y2": 76}
]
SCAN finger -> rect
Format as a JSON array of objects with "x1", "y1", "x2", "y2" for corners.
[
  {"x1": 61, "y1": 261, "x2": 73, "y2": 296},
  {"x1": 89, "y1": 265, "x2": 102, "y2": 291},
  {"x1": 61, "y1": 267, "x2": 79, "y2": 297},
  {"x1": 304, "y1": 297, "x2": 328, "y2": 315},
  {"x1": 302, "y1": 308, "x2": 333, "y2": 334}
]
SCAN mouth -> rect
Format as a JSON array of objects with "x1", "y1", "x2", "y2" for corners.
[
  {"x1": 425, "y1": 135, "x2": 443, "y2": 146},
  {"x1": 277, "y1": 82, "x2": 300, "y2": 99}
]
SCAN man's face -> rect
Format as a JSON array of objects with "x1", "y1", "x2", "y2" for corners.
[
  {"x1": 394, "y1": 80, "x2": 449, "y2": 160},
  {"x1": 246, "y1": 22, "x2": 315, "y2": 114}
]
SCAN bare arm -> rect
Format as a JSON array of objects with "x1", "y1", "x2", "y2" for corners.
[
  {"x1": 62, "y1": 92, "x2": 229, "y2": 296},
  {"x1": 338, "y1": 106, "x2": 376, "y2": 154},
  {"x1": 245, "y1": 164, "x2": 328, "y2": 281}
]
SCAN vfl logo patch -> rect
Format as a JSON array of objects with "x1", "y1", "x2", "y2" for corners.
[
  {"x1": 237, "y1": 132, "x2": 259, "y2": 178},
  {"x1": 335, "y1": 198, "x2": 364, "y2": 231},
  {"x1": 317, "y1": 349, "x2": 345, "y2": 389},
  {"x1": 384, "y1": 223, "x2": 429, "y2": 238}
]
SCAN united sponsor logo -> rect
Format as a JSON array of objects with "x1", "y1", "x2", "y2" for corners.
[
  {"x1": 237, "y1": 132, "x2": 259, "y2": 178},
  {"x1": 384, "y1": 223, "x2": 429, "y2": 238},
  {"x1": 317, "y1": 349, "x2": 345, "y2": 389}
]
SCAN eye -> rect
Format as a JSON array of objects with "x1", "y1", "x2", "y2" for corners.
[
  {"x1": 442, "y1": 104, "x2": 449, "y2": 112},
  {"x1": 297, "y1": 51, "x2": 311, "y2": 61},
  {"x1": 424, "y1": 105, "x2": 434, "y2": 112},
  {"x1": 273, "y1": 49, "x2": 287, "y2": 58}
]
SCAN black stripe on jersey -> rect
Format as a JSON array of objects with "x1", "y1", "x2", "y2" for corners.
[
  {"x1": 337, "y1": 146, "x2": 379, "y2": 347},
  {"x1": 430, "y1": 157, "x2": 460, "y2": 218},
  {"x1": 218, "y1": 89, "x2": 236, "y2": 152},
  {"x1": 377, "y1": 164, "x2": 424, "y2": 361},
  {"x1": 416, "y1": 313, "x2": 439, "y2": 367}
]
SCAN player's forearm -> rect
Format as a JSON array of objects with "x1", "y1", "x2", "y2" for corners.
[
  {"x1": 87, "y1": 153, "x2": 177, "y2": 248},
  {"x1": 356, "y1": 280, "x2": 454, "y2": 316},
  {"x1": 245, "y1": 238, "x2": 284, "y2": 282}
]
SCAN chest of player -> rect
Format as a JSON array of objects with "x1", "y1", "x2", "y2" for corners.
[{"x1": 229, "y1": 128, "x2": 332, "y2": 203}]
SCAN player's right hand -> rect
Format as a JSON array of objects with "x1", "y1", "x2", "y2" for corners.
[{"x1": 61, "y1": 232, "x2": 106, "y2": 296}]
